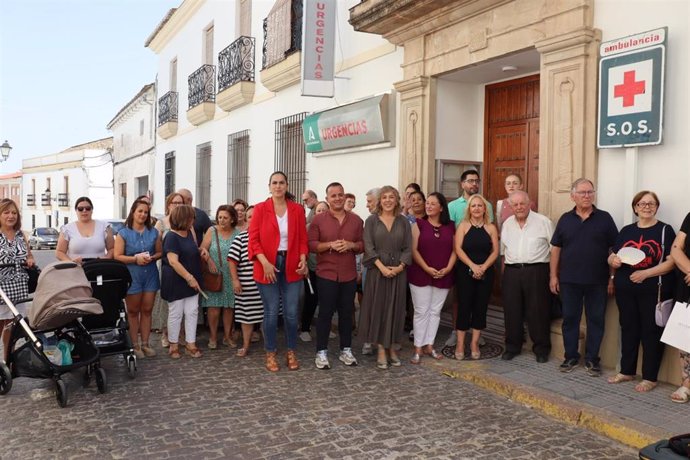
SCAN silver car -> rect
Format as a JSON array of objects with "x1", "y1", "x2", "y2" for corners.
[{"x1": 29, "y1": 227, "x2": 59, "y2": 250}]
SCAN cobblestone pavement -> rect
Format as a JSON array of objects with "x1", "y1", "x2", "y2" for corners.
[{"x1": 0, "y1": 328, "x2": 637, "y2": 460}]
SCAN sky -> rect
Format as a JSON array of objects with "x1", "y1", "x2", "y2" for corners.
[{"x1": 0, "y1": 0, "x2": 181, "y2": 174}]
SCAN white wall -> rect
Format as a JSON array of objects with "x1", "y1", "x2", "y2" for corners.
[
  {"x1": 594, "y1": 0, "x2": 690, "y2": 230},
  {"x1": 151, "y1": 0, "x2": 404, "y2": 220}
]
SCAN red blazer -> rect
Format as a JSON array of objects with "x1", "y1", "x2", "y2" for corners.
[{"x1": 248, "y1": 197, "x2": 308, "y2": 283}]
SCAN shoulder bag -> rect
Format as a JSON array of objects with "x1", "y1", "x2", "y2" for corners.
[
  {"x1": 20, "y1": 232, "x2": 41, "y2": 293},
  {"x1": 654, "y1": 225, "x2": 674, "y2": 327},
  {"x1": 201, "y1": 228, "x2": 223, "y2": 292}
]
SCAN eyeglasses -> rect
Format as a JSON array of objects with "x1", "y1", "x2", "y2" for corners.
[
  {"x1": 574, "y1": 190, "x2": 596, "y2": 197},
  {"x1": 77, "y1": 206, "x2": 92, "y2": 212},
  {"x1": 636, "y1": 201, "x2": 658, "y2": 209},
  {"x1": 463, "y1": 179, "x2": 481, "y2": 184},
  {"x1": 432, "y1": 226, "x2": 441, "y2": 238}
]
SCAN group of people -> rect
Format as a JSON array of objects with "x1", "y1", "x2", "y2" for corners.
[{"x1": 1, "y1": 169, "x2": 690, "y2": 405}]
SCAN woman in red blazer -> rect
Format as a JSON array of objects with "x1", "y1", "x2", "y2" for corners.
[{"x1": 248, "y1": 171, "x2": 308, "y2": 372}]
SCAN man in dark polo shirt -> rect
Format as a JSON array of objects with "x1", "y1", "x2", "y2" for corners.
[
  {"x1": 177, "y1": 188, "x2": 212, "y2": 247},
  {"x1": 550, "y1": 178, "x2": 618, "y2": 376},
  {"x1": 308, "y1": 182, "x2": 364, "y2": 369}
]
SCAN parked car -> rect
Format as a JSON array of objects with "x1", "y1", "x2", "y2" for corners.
[
  {"x1": 106, "y1": 219, "x2": 125, "y2": 236},
  {"x1": 28, "y1": 227, "x2": 59, "y2": 250}
]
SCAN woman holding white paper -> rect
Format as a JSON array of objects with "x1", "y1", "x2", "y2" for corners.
[
  {"x1": 670, "y1": 211, "x2": 690, "y2": 403},
  {"x1": 607, "y1": 191, "x2": 675, "y2": 393}
]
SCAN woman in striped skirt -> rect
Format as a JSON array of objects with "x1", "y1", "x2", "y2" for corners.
[{"x1": 228, "y1": 206, "x2": 263, "y2": 357}]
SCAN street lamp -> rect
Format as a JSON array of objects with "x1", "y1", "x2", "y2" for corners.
[{"x1": 0, "y1": 140, "x2": 12, "y2": 162}]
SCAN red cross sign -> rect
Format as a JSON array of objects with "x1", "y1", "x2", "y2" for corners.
[{"x1": 614, "y1": 71, "x2": 646, "y2": 107}]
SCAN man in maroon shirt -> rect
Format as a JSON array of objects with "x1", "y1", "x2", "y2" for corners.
[{"x1": 308, "y1": 182, "x2": 364, "y2": 369}]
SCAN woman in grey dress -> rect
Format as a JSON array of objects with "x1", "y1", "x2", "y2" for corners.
[{"x1": 359, "y1": 186, "x2": 412, "y2": 369}]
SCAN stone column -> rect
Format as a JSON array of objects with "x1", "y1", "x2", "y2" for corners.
[
  {"x1": 535, "y1": 28, "x2": 602, "y2": 219},
  {"x1": 393, "y1": 76, "x2": 435, "y2": 193}
]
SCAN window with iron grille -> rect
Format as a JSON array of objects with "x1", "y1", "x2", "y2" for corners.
[
  {"x1": 196, "y1": 142, "x2": 212, "y2": 214},
  {"x1": 262, "y1": 0, "x2": 303, "y2": 69},
  {"x1": 274, "y1": 113, "x2": 307, "y2": 201},
  {"x1": 227, "y1": 130, "x2": 250, "y2": 202},
  {"x1": 164, "y1": 151, "x2": 176, "y2": 197}
]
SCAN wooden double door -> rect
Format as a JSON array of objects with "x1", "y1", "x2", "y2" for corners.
[{"x1": 484, "y1": 74, "x2": 540, "y2": 210}]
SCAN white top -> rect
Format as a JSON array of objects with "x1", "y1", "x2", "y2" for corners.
[
  {"x1": 277, "y1": 211, "x2": 288, "y2": 251},
  {"x1": 61, "y1": 220, "x2": 110, "y2": 259},
  {"x1": 500, "y1": 211, "x2": 553, "y2": 264}
]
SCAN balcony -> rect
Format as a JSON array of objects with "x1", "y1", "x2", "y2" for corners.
[
  {"x1": 187, "y1": 64, "x2": 216, "y2": 126},
  {"x1": 158, "y1": 91, "x2": 179, "y2": 139},
  {"x1": 58, "y1": 193, "x2": 69, "y2": 207},
  {"x1": 260, "y1": 0, "x2": 303, "y2": 92},
  {"x1": 217, "y1": 36, "x2": 256, "y2": 112},
  {"x1": 26, "y1": 194, "x2": 35, "y2": 207},
  {"x1": 41, "y1": 192, "x2": 51, "y2": 207}
]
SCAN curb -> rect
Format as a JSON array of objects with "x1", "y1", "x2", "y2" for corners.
[{"x1": 431, "y1": 361, "x2": 671, "y2": 450}]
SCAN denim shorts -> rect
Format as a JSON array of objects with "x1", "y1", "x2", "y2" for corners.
[{"x1": 127, "y1": 264, "x2": 161, "y2": 295}]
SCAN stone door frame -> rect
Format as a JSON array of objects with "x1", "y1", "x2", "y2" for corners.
[{"x1": 350, "y1": 0, "x2": 601, "y2": 219}]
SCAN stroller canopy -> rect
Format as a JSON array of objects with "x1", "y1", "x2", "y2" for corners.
[{"x1": 29, "y1": 261, "x2": 103, "y2": 330}]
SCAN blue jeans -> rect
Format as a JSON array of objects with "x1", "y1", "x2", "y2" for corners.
[
  {"x1": 256, "y1": 254, "x2": 301, "y2": 352},
  {"x1": 560, "y1": 283, "x2": 607, "y2": 364}
]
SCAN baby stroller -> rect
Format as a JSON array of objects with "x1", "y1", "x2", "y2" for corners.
[
  {"x1": 80, "y1": 258, "x2": 136, "y2": 378},
  {"x1": 0, "y1": 261, "x2": 105, "y2": 407}
]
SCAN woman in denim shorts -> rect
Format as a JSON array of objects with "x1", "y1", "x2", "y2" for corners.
[{"x1": 115, "y1": 199, "x2": 162, "y2": 359}]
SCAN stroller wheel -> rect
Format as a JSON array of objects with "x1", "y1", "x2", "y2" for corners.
[
  {"x1": 55, "y1": 380, "x2": 68, "y2": 408},
  {"x1": 0, "y1": 362, "x2": 12, "y2": 395},
  {"x1": 95, "y1": 367, "x2": 107, "y2": 394},
  {"x1": 127, "y1": 356, "x2": 137, "y2": 379}
]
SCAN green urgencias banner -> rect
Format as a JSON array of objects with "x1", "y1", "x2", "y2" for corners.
[{"x1": 302, "y1": 95, "x2": 388, "y2": 153}]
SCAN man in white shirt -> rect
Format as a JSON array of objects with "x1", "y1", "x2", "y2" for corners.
[{"x1": 500, "y1": 190, "x2": 553, "y2": 363}]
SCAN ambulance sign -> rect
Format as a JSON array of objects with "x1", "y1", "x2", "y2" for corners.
[{"x1": 597, "y1": 28, "x2": 666, "y2": 148}]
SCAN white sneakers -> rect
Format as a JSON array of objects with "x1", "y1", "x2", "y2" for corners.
[
  {"x1": 315, "y1": 350, "x2": 330, "y2": 369},
  {"x1": 338, "y1": 348, "x2": 357, "y2": 366},
  {"x1": 315, "y1": 348, "x2": 358, "y2": 369}
]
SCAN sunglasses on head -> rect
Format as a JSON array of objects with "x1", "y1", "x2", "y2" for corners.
[{"x1": 77, "y1": 206, "x2": 92, "y2": 212}]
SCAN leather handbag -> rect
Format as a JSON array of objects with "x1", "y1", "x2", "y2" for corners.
[
  {"x1": 27, "y1": 265, "x2": 41, "y2": 294},
  {"x1": 201, "y1": 228, "x2": 223, "y2": 292}
]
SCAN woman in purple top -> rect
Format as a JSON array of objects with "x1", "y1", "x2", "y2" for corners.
[{"x1": 408, "y1": 192, "x2": 457, "y2": 364}]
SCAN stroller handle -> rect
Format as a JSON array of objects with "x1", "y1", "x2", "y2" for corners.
[{"x1": 0, "y1": 263, "x2": 42, "y2": 348}]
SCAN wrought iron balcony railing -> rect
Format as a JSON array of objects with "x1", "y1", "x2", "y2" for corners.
[
  {"x1": 188, "y1": 64, "x2": 216, "y2": 109},
  {"x1": 58, "y1": 193, "x2": 69, "y2": 207},
  {"x1": 218, "y1": 36, "x2": 256, "y2": 93},
  {"x1": 41, "y1": 192, "x2": 51, "y2": 207},
  {"x1": 158, "y1": 91, "x2": 179, "y2": 126},
  {"x1": 262, "y1": 0, "x2": 303, "y2": 69},
  {"x1": 26, "y1": 194, "x2": 35, "y2": 206}
]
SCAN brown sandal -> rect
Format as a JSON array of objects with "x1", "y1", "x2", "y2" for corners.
[
  {"x1": 635, "y1": 380, "x2": 657, "y2": 393},
  {"x1": 607, "y1": 373, "x2": 635, "y2": 384},
  {"x1": 265, "y1": 352, "x2": 279, "y2": 372},
  {"x1": 236, "y1": 347, "x2": 248, "y2": 357},
  {"x1": 169, "y1": 346, "x2": 181, "y2": 360},
  {"x1": 185, "y1": 345, "x2": 202, "y2": 358},
  {"x1": 286, "y1": 350, "x2": 300, "y2": 371}
]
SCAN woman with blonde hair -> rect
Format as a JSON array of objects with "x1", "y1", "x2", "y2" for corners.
[
  {"x1": 454, "y1": 194, "x2": 499, "y2": 360},
  {"x1": 0, "y1": 199, "x2": 35, "y2": 361},
  {"x1": 359, "y1": 185, "x2": 412, "y2": 369}
]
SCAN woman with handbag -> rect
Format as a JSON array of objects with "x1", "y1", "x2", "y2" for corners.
[
  {"x1": 670, "y1": 211, "x2": 690, "y2": 403},
  {"x1": 0, "y1": 199, "x2": 36, "y2": 361},
  {"x1": 55, "y1": 196, "x2": 114, "y2": 263},
  {"x1": 248, "y1": 171, "x2": 309, "y2": 372},
  {"x1": 607, "y1": 191, "x2": 675, "y2": 392},
  {"x1": 114, "y1": 198, "x2": 162, "y2": 359},
  {"x1": 200, "y1": 205, "x2": 240, "y2": 350}
]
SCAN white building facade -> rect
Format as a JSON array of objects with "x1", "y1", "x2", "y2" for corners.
[
  {"x1": 107, "y1": 83, "x2": 157, "y2": 219},
  {"x1": 145, "y1": 0, "x2": 403, "y2": 218},
  {"x1": 21, "y1": 138, "x2": 114, "y2": 231}
]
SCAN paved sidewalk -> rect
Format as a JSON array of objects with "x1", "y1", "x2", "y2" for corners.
[{"x1": 426, "y1": 327, "x2": 690, "y2": 449}]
